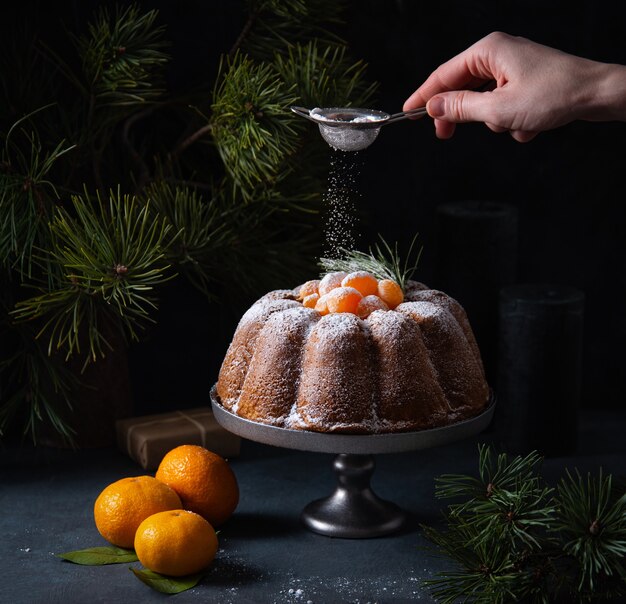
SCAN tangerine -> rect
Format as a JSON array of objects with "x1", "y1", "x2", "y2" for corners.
[
  {"x1": 341, "y1": 271, "x2": 378, "y2": 297},
  {"x1": 302, "y1": 292, "x2": 319, "y2": 309},
  {"x1": 156, "y1": 445, "x2": 239, "y2": 527},
  {"x1": 298, "y1": 280, "x2": 320, "y2": 300},
  {"x1": 325, "y1": 286, "x2": 362, "y2": 314},
  {"x1": 314, "y1": 293, "x2": 330, "y2": 315},
  {"x1": 93, "y1": 476, "x2": 181, "y2": 549},
  {"x1": 318, "y1": 271, "x2": 347, "y2": 296},
  {"x1": 377, "y1": 279, "x2": 404, "y2": 309},
  {"x1": 356, "y1": 294, "x2": 389, "y2": 318},
  {"x1": 134, "y1": 509, "x2": 218, "y2": 577}
]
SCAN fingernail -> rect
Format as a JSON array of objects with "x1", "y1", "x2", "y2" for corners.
[{"x1": 428, "y1": 96, "x2": 445, "y2": 118}]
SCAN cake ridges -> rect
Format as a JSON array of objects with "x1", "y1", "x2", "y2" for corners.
[{"x1": 217, "y1": 280, "x2": 489, "y2": 434}]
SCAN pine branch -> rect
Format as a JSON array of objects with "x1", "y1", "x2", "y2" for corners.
[
  {"x1": 241, "y1": 0, "x2": 347, "y2": 60},
  {"x1": 75, "y1": 4, "x2": 169, "y2": 108},
  {"x1": 554, "y1": 469, "x2": 626, "y2": 597},
  {"x1": 1, "y1": 109, "x2": 75, "y2": 276},
  {"x1": 421, "y1": 444, "x2": 626, "y2": 603},
  {"x1": 12, "y1": 189, "x2": 173, "y2": 369},
  {"x1": 0, "y1": 327, "x2": 77, "y2": 446},
  {"x1": 211, "y1": 52, "x2": 300, "y2": 198},
  {"x1": 422, "y1": 523, "x2": 522, "y2": 604},
  {"x1": 12, "y1": 5, "x2": 171, "y2": 193},
  {"x1": 275, "y1": 41, "x2": 378, "y2": 109},
  {"x1": 143, "y1": 180, "x2": 233, "y2": 296}
]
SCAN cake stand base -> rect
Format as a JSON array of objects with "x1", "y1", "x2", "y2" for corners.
[
  {"x1": 301, "y1": 453, "x2": 406, "y2": 538},
  {"x1": 210, "y1": 386, "x2": 495, "y2": 539}
]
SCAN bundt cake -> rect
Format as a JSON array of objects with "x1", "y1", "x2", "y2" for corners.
[{"x1": 215, "y1": 272, "x2": 489, "y2": 434}]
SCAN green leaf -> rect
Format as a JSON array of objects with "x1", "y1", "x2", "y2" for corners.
[
  {"x1": 56, "y1": 546, "x2": 138, "y2": 565},
  {"x1": 130, "y1": 568, "x2": 204, "y2": 594}
]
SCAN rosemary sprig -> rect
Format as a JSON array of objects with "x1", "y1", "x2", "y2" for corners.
[{"x1": 318, "y1": 233, "x2": 422, "y2": 291}]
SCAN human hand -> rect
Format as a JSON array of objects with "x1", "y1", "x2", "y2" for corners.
[{"x1": 403, "y1": 31, "x2": 626, "y2": 142}]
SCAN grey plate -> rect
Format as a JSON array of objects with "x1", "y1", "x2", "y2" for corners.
[{"x1": 210, "y1": 386, "x2": 495, "y2": 455}]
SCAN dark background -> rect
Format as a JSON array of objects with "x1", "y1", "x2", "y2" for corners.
[
  {"x1": 126, "y1": 0, "x2": 626, "y2": 416},
  {"x1": 342, "y1": 1, "x2": 626, "y2": 415},
  {"x1": 4, "y1": 1, "x2": 625, "y2": 423}
]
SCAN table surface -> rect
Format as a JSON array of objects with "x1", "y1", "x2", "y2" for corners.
[{"x1": 2, "y1": 410, "x2": 626, "y2": 604}]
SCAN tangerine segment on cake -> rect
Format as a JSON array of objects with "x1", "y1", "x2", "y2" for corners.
[{"x1": 216, "y1": 275, "x2": 489, "y2": 434}]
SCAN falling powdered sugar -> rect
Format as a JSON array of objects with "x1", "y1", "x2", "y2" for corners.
[{"x1": 322, "y1": 150, "x2": 362, "y2": 259}]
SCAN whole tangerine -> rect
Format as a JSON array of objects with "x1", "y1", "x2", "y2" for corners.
[
  {"x1": 156, "y1": 445, "x2": 239, "y2": 527},
  {"x1": 134, "y1": 509, "x2": 218, "y2": 577},
  {"x1": 93, "y1": 476, "x2": 182, "y2": 549}
]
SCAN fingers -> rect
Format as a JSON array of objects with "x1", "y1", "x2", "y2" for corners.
[
  {"x1": 403, "y1": 88, "x2": 428, "y2": 112},
  {"x1": 404, "y1": 32, "x2": 542, "y2": 142},
  {"x1": 509, "y1": 130, "x2": 538, "y2": 143},
  {"x1": 403, "y1": 72, "x2": 488, "y2": 112},
  {"x1": 426, "y1": 89, "x2": 497, "y2": 123},
  {"x1": 432, "y1": 118, "x2": 537, "y2": 142},
  {"x1": 434, "y1": 120, "x2": 456, "y2": 139},
  {"x1": 486, "y1": 123, "x2": 538, "y2": 142},
  {"x1": 486, "y1": 123, "x2": 508, "y2": 133},
  {"x1": 404, "y1": 35, "x2": 502, "y2": 112},
  {"x1": 421, "y1": 81, "x2": 539, "y2": 142}
]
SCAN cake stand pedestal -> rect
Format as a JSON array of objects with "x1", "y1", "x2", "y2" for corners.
[
  {"x1": 301, "y1": 453, "x2": 406, "y2": 537},
  {"x1": 210, "y1": 387, "x2": 495, "y2": 539}
]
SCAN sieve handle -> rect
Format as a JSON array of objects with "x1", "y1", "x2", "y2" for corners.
[
  {"x1": 290, "y1": 106, "x2": 318, "y2": 123},
  {"x1": 384, "y1": 107, "x2": 428, "y2": 125}
]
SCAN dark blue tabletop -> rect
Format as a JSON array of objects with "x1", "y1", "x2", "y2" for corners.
[{"x1": 2, "y1": 410, "x2": 626, "y2": 604}]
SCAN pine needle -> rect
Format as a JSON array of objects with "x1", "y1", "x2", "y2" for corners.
[
  {"x1": 75, "y1": 4, "x2": 169, "y2": 107},
  {"x1": 421, "y1": 444, "x2": 626, "y2": 603},
  {"x1": 0, "y1": 1, "x2": 377, "y2": 444},
  {"x1": 12, "y1": 188, "x2": 173, "y2": 369},
  {"x1": 211, "y1": 52, "x2": 300, "y2": 197},
  {"x1": 318, "y1": 232, "x2": 422, "y2": 291}
]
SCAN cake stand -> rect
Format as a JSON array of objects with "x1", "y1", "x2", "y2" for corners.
[{"x1": 210, "y1": 386, "x2": 495, "y2": 539}]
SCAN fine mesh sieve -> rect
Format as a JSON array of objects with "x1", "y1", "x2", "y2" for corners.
[{"x1": 290, "y1": 106, "x2": 428, "y2": 152}]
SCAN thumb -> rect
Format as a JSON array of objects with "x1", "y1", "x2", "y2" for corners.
[{"x1": 427, "y1": 90, "x2": 494, "y2": 123}]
